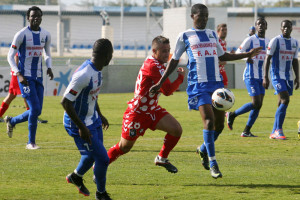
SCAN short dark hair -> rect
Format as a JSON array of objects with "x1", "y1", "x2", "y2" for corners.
[
  {"x1": 27, "y1": 6, "x2": 43, "y2": 19},
  {"x1": 152, "y1": 36, "x2": 169, "y2": 46},
  {"x1": 281, "y1": 19, "x2": 292, "y2": 27},
  {"x1": 217, "y1": 24, "x2": 227, "y2": 32},
  {"x1": 191, "y1": 3, "x2": 207, "y2": 15},
  {"x1": 255, "y1": 17, "x2": 267, "y2": 26},
  {"x1": 92, "y1": 38, "x2": 113, "y2": 57}
]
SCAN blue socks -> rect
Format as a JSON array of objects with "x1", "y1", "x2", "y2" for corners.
[
  {"x1": 234, "y1": 102, "x2": 254, "y2": 116},
  {"x1": 76, "y1": 154, "x2": 94, "y2": 175},
  {"x1": 246, "y1": 109, "x2": 260, "y2": 127},
  {"x1": 203, "y1": 129, "x2": 217, "y2": 167},
  {"x1": 275, "y1": 104, "x2": 287, "y2": 130}
]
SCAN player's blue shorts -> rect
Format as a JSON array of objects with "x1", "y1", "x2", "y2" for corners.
[
  {"x1": 65, "y1": 125, "x2": 104, "y2": 156},
  {"x1": 244, "y1": 78, "x2": 265, "y2": 96},
  {"x1": 272, "y1": 79, "x2": 293, "y2": 96},
  {"x1": 187, "y1": 81, "x2": 224, "y2": 110}
]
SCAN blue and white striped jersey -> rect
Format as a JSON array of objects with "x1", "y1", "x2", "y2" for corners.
[
  {"x1": 172, "y1": 28, "x2": 225, "y2": 85},
  {"x1": 63, "y1": 60, "x2": 103, "y2": 130},
  {"x1": 236, "y1": 34, "x2": 269, "y2": 80},
  {"x1": 8, "y1": 26, "x2": 52, "y2": 77},
  {"x1": 267, "y1": 35, "x2": 299, "y2": 81}
]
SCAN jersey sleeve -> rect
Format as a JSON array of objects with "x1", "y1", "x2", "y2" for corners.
[
  {"x1": 160, "y1": 74, "x2": 184, "y2": 96},
  {"x1": 7, "y1": 31, "x2": 24, "y2": 74},
  {"x1": 267, "y1": 37, "x2": 277, "y2": 56},
  {"x1": 63, "y1": 71, "x2": 89, "y2": 102},
  {"x1": 236, "y1": 37, "x2": 251, "y2": 53},
  {"x1": 293, "y1": 39, "x2": 299, "y2": 59},
  {"x1": 44, "y1": 31, "x2": 52, "y2": 69},
  {"x1": 172, "y1": 32, "x2": 186, "y2": 60},
  {"x1": 214, "y1": 31, "x2": 225, "y2": 57}
]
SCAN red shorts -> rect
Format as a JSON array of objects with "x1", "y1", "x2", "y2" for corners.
[
  {"x1": 9, "y1": 75, "x2": 21, "y2": 95},
  {"x1": 220, "y1": 70, "x2": 228, "y2": 87},
  {"x1": 121, "y1": 106, "x2": 169, "y2": 141}
]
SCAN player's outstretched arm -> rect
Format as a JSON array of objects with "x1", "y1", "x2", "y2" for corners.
[
  {"x1": 292, "y1": 58, "x2": 299, "y2": 90},
  {"x1": 263, "y1": 55, "x2": 272, "y2": 89},
  {"x1": 219, "y1": 46, "x2": 262, "y2": 61},
  {"x1": 160, "y1": 67, "x2": 185, "y2": 96},
  {"x1": 149, "y1": 59, "x2": 179, "y2": 94},
  {"x1": 61, "y1": 97, "x2": 91, "y2": 144}
]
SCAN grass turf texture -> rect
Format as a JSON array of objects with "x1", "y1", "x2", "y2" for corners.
[{"x1": 0, "y1": 89, "x2": 299, "y2": 200}]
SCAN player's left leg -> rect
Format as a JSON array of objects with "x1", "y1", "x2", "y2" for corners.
[
  {"x1": 198, "y1": 104, "x2": 222, "y2": 179},
  {"x1": 91, "y1": 127, "x2": 111, "y2": 199},
  {"x1": 154, "y1": 113, "x2": 182, "y2": 173},
  {"x1": 241, "y1": 94, "x2": 264, "y2": 137},
  {"x1": 25, "y1": 80, "x2": 43, "y2": 148}
]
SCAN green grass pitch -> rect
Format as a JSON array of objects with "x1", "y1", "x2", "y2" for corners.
[{"x1": 0, "y1": 89, "x2": 299, "y2": 200}]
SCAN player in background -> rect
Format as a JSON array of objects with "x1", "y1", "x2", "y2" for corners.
[
  {"x1": 107, "y1": 36, "x2": 184, "y2": 173},
  {"x1": 263, "y1": 19, "x2": 299, "y2": 140},
  {"x1": 5, "y1": 6, "x2": 53, "y2": 149},
  {"x1": 0, "y1": 55, "x2": 47, "y2": 125},
  {"x1": 217, "y1": 24, "x2": 229, "y2": 88},
  {"x1": 248, "y1": 26, "x2": 256, "y2": 37},
  {"x1": 298, "y1": 120, "x2": 300, "y2": 139},
  {"x1": 150, "y1": 4, "x2": 261, "y2": 179},
  {"x1": 62, "y1": 39, "x2": 113, "y2": 200},
  {"x1": 226, "y1": 18, "x2": 269, "y2": 137}
]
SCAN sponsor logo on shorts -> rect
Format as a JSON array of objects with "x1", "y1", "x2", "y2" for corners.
[
  {"x1": 12, "y1": 45, "x2": 17, "y2": 49},
  {"x1": 129, "y1": 129, "x2": 137, "y2": 137},
  {"x1": 276, "y1": 83, "x2": 282, "y2": 90}
]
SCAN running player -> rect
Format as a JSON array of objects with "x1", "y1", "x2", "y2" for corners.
[
  {"x1": 217, "y1": 23, "x2": 229, "y2": 88},
  {"x1": 62, "y1": 39, "x2": 113, "y2": 200},
  {"x1": 5, "y1": 6, "x2": 53, "y2": 149},
  {"x1": 226, "y1": 18, "x2": 269, "y2": 137},
  {"x1": 0, "y1": 55, "x2": 47, "y2": 126},
  {"x1": 150, "y1": 4, "x2": 261, "y2": 179},
  {"x1": 107, "y1": 36, "x2": 184, "y2": 173},
  {"x1": 263, "y1": 19, "x2": 299, "y2": 140}
]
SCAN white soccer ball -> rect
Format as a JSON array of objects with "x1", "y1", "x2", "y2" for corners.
[{"x1": 212, "y1": 88, "x2": 235, "y2": 111}]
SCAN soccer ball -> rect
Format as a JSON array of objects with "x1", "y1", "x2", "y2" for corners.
[{"x1": 212, "y1": 88, "x2": 235, "y2": 111}]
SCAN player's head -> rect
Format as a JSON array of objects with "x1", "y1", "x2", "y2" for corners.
[
  {"x1": 92, "y1": 38, "x2": 113, "y2": 67},
  {"x1": 248, "y1": 26, "x2": 256, "y2": 36},
  {"x1": 27, "y1": 6, "x2": 43, "y2": 30},
  {"x1": 217, "y1": 23, "x2": 227, "y2": 40},
  {"x1": 281, "y1": 20, "x2": 293, "y2": 38},
  {"x1": 152, "y1": 36, "x2": 170, "y2": 63},
  {"x1": 191, "y1": 4, "x2": 208, "y2": 29},
  {"x1": 255, "y1": 17, "x2": 267, "y2": 35}
]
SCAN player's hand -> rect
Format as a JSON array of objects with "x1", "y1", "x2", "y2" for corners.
[
  {"x1": 294, "y1": 78, "x2": 299, "y2": 90},
  {"x1": 47, "y1": 68, "x2": 54, "y2": 80},
  {"x1": 79, "y1": 126, "x2": 92, "y2": 145},
  {"x1": 101, "y1": 115, "x2": 109, "y2": 130},
  {"x1": 246, "y1": 57, "x2": 253, "y2": 64},
  {"x1": 149, "y1": 83, "x2": 162, "y2": 94},
  {"x1": 249, "y1": 46, "x2": 262, "y2": 58},
  {"x1": 177, "y1": 67, "x2": 185, "y2": 76},
  {"x1": 263, "y1": 77, "x2": 269, "y2": 89},
  {"x1": 17, "y1": 74, "x2": 28, "y2": 86},
  {"x1": 219, "y1": 60, "x2": 226, "y2": 65}
]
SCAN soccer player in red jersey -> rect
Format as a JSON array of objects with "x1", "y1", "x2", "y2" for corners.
[
  {"x1": 217, "y1": 23, "x2": 228, "y2": 88},
  {"x1": 107, "y1": 36, "x2": 185, "y2": 173}
]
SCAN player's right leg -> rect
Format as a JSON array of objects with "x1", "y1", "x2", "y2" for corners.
[
  {"x1": 154, "y1": 113, "x2": 182, "y2": 173},
  {"x1": 65, "y1": 133, "x2": 94, "y2": 196}
]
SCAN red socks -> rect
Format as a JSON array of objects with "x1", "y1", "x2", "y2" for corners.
[
  {"x1": 0, "y1": 102, "x2": 9, "y2": 117},
  {"x1": 159, "y1": 134, "x2": 180, "y2": 158},
  {"x1": 107, "y1": 143, "x2": 125, "y2": 164}
]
